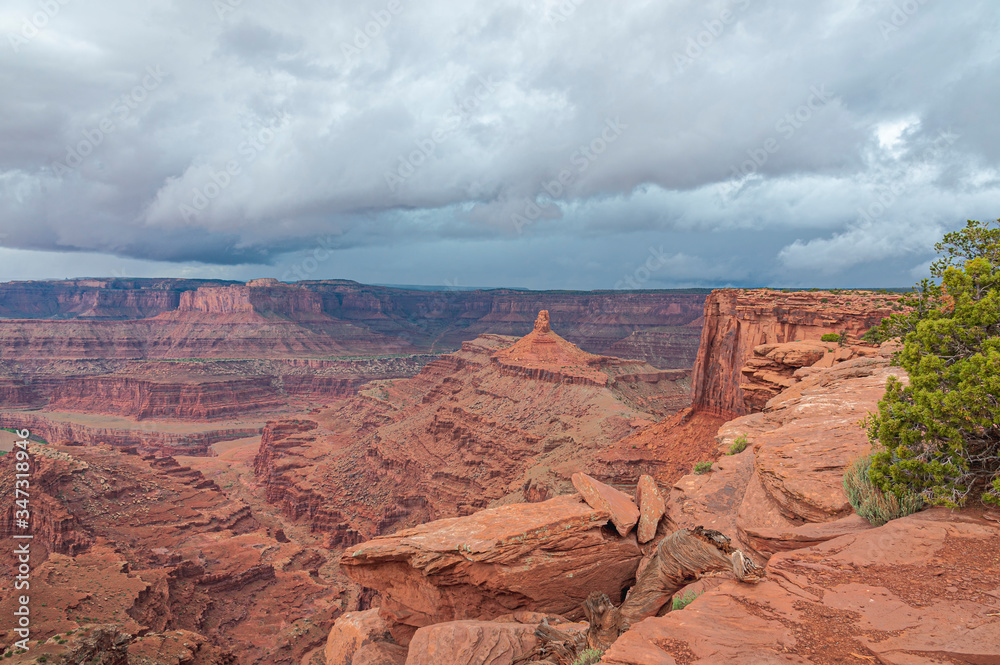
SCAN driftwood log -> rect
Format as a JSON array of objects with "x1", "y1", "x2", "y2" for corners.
[{"x1": 518, "y1": 526, "x2": 764, "y2": 664}]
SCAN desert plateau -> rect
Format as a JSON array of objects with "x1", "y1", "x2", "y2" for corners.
[
  {"x1": 4, "y1": 270, "x2": 998, "y2": 664},
  {"x1": 4, "y1": 1, "x2": 1000, "y2": 663}
]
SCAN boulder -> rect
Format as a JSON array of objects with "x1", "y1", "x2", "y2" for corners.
[
  {"x1": 353, "y1": 642, "x2": 407, "y2": 665},
  {"x1": 603, "y1": 510, "x2": 1000, "y2": 664},
  {"x1": 325, "y1": 609, "x2": 395, "y2": 665},
  {"x1": 634, "y1": 475, "x2": 666, "y2": 544},
  {"x1": 341, "y1": 494, "x2": 641, "y2": 629},
  {"x1": 404, "y1": 621, "x2": 537, "y2": 665},
  {"x1": 572, "y1": 472, "x2": 640, "y2": 537}
]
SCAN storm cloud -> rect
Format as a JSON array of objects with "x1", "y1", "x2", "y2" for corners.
[{"x1": 1, "y1": 0, "x2": 998, "y2": 288}]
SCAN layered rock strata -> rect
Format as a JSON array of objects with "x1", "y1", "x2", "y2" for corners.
[
  {"x1": 254, "y1": 314, "x2": 691, "y2": 544},
  {"x1": 341, "y1": 494, "x2": 642, "y2": 631},
  {"x1": 691, "y1": 289, "x2": 902, "y2": 417},
  {"x1": 0, "y1": 279, "x2": 709, "y2": 368}
]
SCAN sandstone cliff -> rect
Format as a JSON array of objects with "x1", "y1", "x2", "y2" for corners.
[
  {"x1": 0, "y1": 279, "x2": 709, "y2": 368},
  {"x1": 690, "y1": 289, "x2": 902, "y2": 417}
]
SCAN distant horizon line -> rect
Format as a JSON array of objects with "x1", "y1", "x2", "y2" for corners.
[{"x1": 0, "y1": 276, "x2": 916, "y2": 294}]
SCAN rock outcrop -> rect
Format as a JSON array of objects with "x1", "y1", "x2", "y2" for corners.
[
  {"x1": 571, "y1": 472, "x2": 640, "y2": 537},
  {"x1": 403, "y1": 621, "x2": 538, "y2": 665},
  {"x1": 340, "y1": 495, "x2": 642, "y2": 631},
  {"x1": 603, "y1": 509, "x2": 1000, "y2": 664},
  {"x1": 177, "y1": 283, "x2": 324, "y2": 318},
  {"x1": 670, "y1": 354, "x2": 902, "y2": 559},
  {"x1": 634, "y1": 475, "x2": 666, "y2": 544},
  {"x1": 691, "y1": 289, "x2": 902, "y2": 417},
  {"x1": 254, "y1": 317, "x2": 692, "y2": 543},
  {"x1": 0, "y1": 442, "x2": 344, "y2": 664},
  {"x1": 325, "y1": 609, "x2": 402, "y2": 665}
]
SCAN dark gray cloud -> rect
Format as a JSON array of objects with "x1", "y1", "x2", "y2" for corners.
[{"x1": 1, "y1": 0, "x2": 998, "y2": 288}]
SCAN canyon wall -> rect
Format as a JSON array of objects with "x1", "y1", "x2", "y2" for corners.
[
  {"x1": 0, "y1": 412, "x2": 259, "y2": 455},
  {"x1": 0, "y1": 278, "x2": 233, "y2": 319},
  {"x1": 0, "y1": 279, "x2": 709, "y2": 368},
  {"x1": 690, "y1": 289, "x2": 902, "y2": 417},
  {"x1": 177, "y1": 281, "x2": 325, "y2": 318}
]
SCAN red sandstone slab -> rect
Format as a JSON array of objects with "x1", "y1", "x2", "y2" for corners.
[
  {"x1": 635, "y1": 475, "x2": 666, "y2": 544},
  {"x1": 572, "y1": 472, "x2": 640, "y2": 537}
]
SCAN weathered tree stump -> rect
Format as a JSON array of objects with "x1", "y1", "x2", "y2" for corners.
[{"x1": 522, "y1": 526, "x2": 764, "y2": 663}]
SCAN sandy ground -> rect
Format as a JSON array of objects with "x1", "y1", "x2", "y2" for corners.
[
  {"x1": 0, "y1": 409, "x2": 271, "y2": 434},
  {"x1": 0, "y1": 429, "x2": 19, "y2": 453},
  {"x1": 209, "y1": 435, "x2": 262, "y2": 456}
]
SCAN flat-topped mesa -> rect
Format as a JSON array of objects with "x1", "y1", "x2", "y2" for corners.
[{"x1": 175, "y1": 282, "x2": 324, "y2": 319}]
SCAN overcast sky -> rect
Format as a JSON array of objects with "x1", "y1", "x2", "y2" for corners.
[{"x1": 1, "y1": 0, "x2": 998, "y2": 289}]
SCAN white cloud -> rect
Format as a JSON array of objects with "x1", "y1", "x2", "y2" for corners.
[{"x1": 0, "y1": 0, "x2": 998, "y2": 287}]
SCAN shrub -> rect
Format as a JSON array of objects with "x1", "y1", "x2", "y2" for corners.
[
  {"x1": 821, "y1": 333, "x2": 842, "y2": 343},
  {"x1": 572, "y1": 648, "x2": 604, "y2": 665},
  {"x1": 672, "y1": 590, "x2": 700, "y2": 610},
  {"x1": 693, "y1": 461, "x2": 712, "y2": 475},
  {"x1": 728, "y1": 435, "x2": 748, "y2": 455},
  {"x1": 864, "y1": 219, "x2": 1000, "y2": 507},
  {"x1": 843, "y1": 454, "x2": 923, "y2": 526}
]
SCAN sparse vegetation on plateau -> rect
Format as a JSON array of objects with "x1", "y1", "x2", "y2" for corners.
[
  {"x1": 572, "y1": 648, "x2": 604, "y2": 665},
  {"x1": 844, "y1": 454, "x2": 923, "y2": 526},
  {"x1": 821, "y1": 333, "x2": 842, "y2": 343},
  {"x1": 728, "y1": 435, "x2": 748, "y2": 455},
  {"x1": 863, "y1": 219, "x2": 1000, "y2": 508},
  {"x1": 672, "y1": 590, "x2": 700, "y2": 610},
  {"x1": 694, "y1": 461, "x2": 713, "y2": 474}
]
